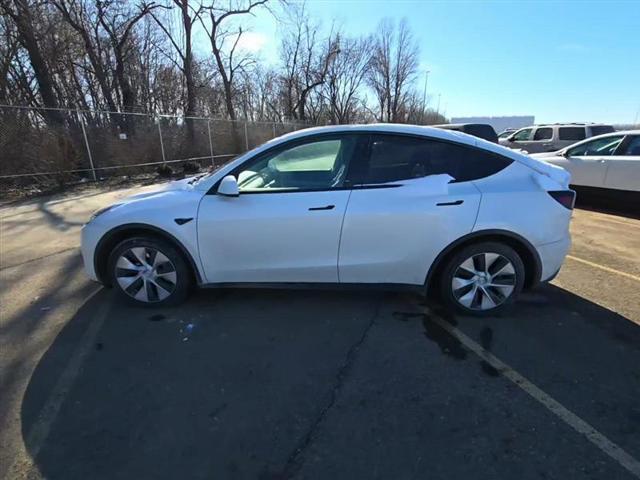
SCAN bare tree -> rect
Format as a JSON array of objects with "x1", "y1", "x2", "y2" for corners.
[
  {"x1": 150, "y1": 0, "x2": 202, "y2": 124},
  {"x1": 368, "y1": 18, "x2": 419, "y2": 123},
  {"x1": 96, "y1": 0, "x2": 161, "y2": 114},
  {"x1": 198, "y1": 0, "x2": 269, "y2": 121},
  {"x1": 279, "y1": 7, "x2": 339, "y2": 121},
  {"x1": 323, "y1": 33, "x2": 370, "y2": 124},
  {"x1": 0, "y1": 0, "x2": 64, "y2": 125}
]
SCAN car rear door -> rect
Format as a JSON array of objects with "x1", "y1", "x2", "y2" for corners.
[
  {"x1": 197, "y1": 134, "x2": 363, "y2": 283},
  {"x1": 338, "y1": 134, "x2": 513, "y2": 285},
  {"x1": 603, "y1": 135, "x2": 640, "y2": 192}
]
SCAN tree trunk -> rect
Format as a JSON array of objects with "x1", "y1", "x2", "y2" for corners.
[{"x1": 12, "y1": 0, "x2": 63, "y2": 126}]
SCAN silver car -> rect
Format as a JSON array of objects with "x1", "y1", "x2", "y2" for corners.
[{"x1": 500, "y1": 123, "x2": 614, "y2": 153}]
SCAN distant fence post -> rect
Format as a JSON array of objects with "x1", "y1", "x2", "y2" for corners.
[
  {"x1": 244, "y1": 121, "x2": 249, "y2": 151},
  {"x1": 157, "y1": 116, "x2": 166, "y2": 162},
  {"x1": 207, "y1": 119, "x2": 214, "y2": 167},
  {"x1": 77, "y1": 109, "x2": 97, "y2": 181}
]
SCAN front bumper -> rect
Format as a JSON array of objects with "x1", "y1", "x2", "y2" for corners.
[{"x1": 80, "y1": 222, "x2": 102, "y2": 282}]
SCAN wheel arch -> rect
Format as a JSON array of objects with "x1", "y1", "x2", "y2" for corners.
[
  {"x1": 94, "y1": 223, "x2": 202, "y2": 286},
  {"x1": 424, "y1": 229, "x2": 542, "y2": 293}
]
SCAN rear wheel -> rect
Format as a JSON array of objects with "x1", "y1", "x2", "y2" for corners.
[
  {"x1": 440, "y1": 242, "x2": 525, "y2": 316},
  {"x1": 108, "y1": 236, "x2": 192, "y2": 307}
]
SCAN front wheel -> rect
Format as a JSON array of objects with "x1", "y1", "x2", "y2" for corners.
[
  {"x1": 108, "y1": 236, "x2": 192, "y2": 307},
  {"x1": 440, "y1": 242, "x2": 525, "y2": 316}
]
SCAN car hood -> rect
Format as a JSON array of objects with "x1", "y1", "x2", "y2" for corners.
[{"x1": 122, "y1": 177, "x2": 198, "y2": 202}]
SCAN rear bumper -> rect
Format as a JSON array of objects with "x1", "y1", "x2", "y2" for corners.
[{"x1": 536, "y1": 235, "x2": 571, "y2": 282}]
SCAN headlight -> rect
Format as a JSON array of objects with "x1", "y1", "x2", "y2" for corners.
[{"x1": 88, "y1": 203, "x2": 122, "y2": 222}]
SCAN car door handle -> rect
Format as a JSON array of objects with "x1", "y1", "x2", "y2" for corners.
[
  {"x1": 308, "y1": 205, "x2": 335, "y2": 211},
  {"x1": 436, "y1": 200, "x2": 464, "y2": 206}
]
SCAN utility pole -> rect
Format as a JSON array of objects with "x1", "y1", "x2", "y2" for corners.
[
  {"x1": 436, "y1": 94, "x2": 441, "y2": 114},
  {"x1": 421, "y1": 70, "x2": 430, "y2": 123}
]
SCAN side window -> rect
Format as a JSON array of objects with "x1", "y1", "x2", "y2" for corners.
[
  {"x1": 567, "y1": 135, "x2": 624, "y2": 157},
  {"x1": 621, "y1": 136, "x2": 640, "y2": 156},
  {"x1": 357, "y1": 135, "x2": 512, "y2": 184},
  {"x1": 559, "y1": 127, "x2": 586, "y2": 141},
  {"x1": 234, "y1": 135, "x2": 357, "y2": 192},
  {"x1": 533, "y1": 127, "x2": 553, "y2": 140},
  {"x1": 512, "y1": 128, "x2": 532, "y2": 141}
]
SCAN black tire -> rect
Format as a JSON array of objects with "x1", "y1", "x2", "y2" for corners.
[
  {"x1": 107, "y1": 236, "x2": 192, "y2": 307},
  {"x1": 439, "y1": 241, "x2": 525, "y2": 317}
]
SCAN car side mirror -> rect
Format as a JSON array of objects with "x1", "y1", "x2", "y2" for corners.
[{"x1": 217, "y1": 175, "x2": 239, "y2": 197}]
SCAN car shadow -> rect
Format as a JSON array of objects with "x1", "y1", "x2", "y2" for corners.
[{"x1": 19, "y1": 284, "x2": 640, "y2": 479}]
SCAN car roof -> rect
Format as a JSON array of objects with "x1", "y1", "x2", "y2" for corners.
[{"x1": 274, "y1": 123, "x2": 481, "y2": 147}]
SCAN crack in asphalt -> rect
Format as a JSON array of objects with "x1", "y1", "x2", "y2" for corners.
[
  {"x1": 0, "y1": 246, "x2": 79, "y2": 271},
  {"x1": 276, "y1": 299, "x2": 382, "y2": 479}
]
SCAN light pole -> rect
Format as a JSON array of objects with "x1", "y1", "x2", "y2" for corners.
[
  {"x1": 436, "y1": 93, "x2": 441, "y2": 115},
  {"x1": 421, "y1": 70, "x2": 430, "y2": 123}
]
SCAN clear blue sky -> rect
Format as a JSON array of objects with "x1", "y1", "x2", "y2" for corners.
[{"x1": 198, "y1": 0, "x2": 640, "y2": 124}]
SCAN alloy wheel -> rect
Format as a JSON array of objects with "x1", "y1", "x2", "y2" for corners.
[
  {"x1": 115, "y1": 247, "x2": 177, "y2": 303},
  {"x1": 451, "y1": 253, "x2": 517, "y2": 311}
]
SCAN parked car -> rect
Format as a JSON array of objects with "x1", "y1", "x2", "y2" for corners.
[
  {"x1": 433, "y1": 123, "x2": 499, "y2": 143},
  {"x1": 498, "y1": 129, "x2": 517, "y2": 139},
  {"x1": 500, "y1": 123, "x2": 615, "y2": 153},
  {"x1": 81, "y1": 124, "x2": 574, "y2": 316},
  {"x1": 531, "y1": 130, "x2": 640, "y2": 195}
]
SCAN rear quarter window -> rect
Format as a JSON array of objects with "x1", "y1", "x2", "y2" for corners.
[
  {"x1": 590, "y1": 125, "x2": 615, "y2": 136},
  {"x1": 559, "y1": 127, "x2": 586, "y2": 141}
]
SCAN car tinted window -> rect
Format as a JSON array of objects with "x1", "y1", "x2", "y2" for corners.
[
  {"x1": 591, "y1": 125, "x2": 615, "y2": 136},
  {"x1": 357, "y1": 135, "x2": 513, "y2": 184},
  {"x1": 512, "y1": 128, "x2": 532, "y2": 141},
  {"x1": 567, "y1": 135, "x2": 624, "y2": 157},
  {"x1": 559, "y1": 127, "x2": 586, "y2": 141},
  {"x1": 234, "y1": 135, "x2": 358, "y2": 191},
  {"x1": 621, "y1": 136, "x2": 640, "y2": 156},
  {"x1": 533, "y1": 127, "x2": 553, "y2": 140}
]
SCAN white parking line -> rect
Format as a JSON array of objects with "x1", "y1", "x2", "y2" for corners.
[
  {"x1": 8, "y1": 287, "x2": 108, "y2": 478},
  {"x1": 424, "y1": 307, "x2": 640, "y2": 478},
  {"x1": 567, "y1": 255, "x2": 640, "y2": 282}
]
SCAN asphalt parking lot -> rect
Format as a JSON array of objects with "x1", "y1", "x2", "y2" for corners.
[{"x1": 1, "y1": 184, "x2": 639, "y2": 480}]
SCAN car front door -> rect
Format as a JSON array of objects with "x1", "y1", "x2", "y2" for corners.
[
  {"x1": 338, "y1": 134, "x2": 512, "y2": 285},
  {"x1": 558, "y1": 134, "x2": 625, "y2": 188},
  {"x1": 528, "y1": 126, "x2": 554, "y2": 153},
  {"x1": 197, "y1": 134, "x2": 363, "y2": 283},
  {"x1": 504, "y1": 127, "x2": 533, "y2": 152}
]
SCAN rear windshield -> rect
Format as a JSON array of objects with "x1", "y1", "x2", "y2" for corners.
[{"x1": 590, "y1": 125, "x2": 615, "y2": 136}]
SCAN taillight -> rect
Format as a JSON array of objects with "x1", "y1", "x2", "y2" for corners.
[{"x1": 548, "y1": 190, "x2": 576, "y2": 210}]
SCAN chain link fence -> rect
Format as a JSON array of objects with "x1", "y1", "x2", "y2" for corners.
[{"x1": 0, "y1": 105, "x2": 310, "y2": 196}]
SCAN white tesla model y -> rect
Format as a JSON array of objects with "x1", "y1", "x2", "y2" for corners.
[{"x1": 81, "y1": 124, "x2": 575, "y2": 316}]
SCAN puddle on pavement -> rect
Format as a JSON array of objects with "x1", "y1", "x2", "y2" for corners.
[
  {"x1": 148, "y1": 313, "x2": 166, "y2": 322},
  {"x1": 394, "y1": 308, "x2": 502, "y2": 377},
  {"x1": 394, "y1": 310, "x2": 467, "y2": 360},
  {"x1": 478, "y1": 326, "x2": 500, "y2": 377}
]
